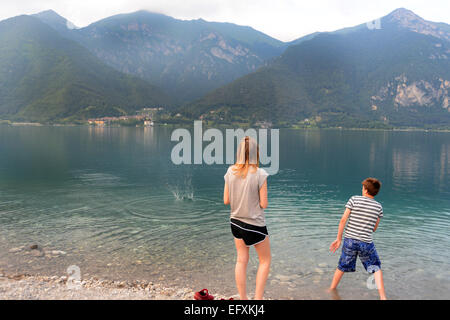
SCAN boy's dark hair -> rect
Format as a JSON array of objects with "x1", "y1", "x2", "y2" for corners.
[{"x1": 362, "y1": 178, "x2": 381, "y2": 196}]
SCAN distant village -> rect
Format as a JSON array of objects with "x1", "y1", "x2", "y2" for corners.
[{"x1": 87, "y1": 107, "x2": 163, "y2": 127}]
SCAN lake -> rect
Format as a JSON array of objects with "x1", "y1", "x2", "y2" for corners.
[{"x1": 0, "y1": 125, "x2": 449, "y2": 299}]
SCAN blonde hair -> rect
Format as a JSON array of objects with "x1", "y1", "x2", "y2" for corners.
[{"x1": 232, "y1": 136, "x2": 259, "y2": 178}]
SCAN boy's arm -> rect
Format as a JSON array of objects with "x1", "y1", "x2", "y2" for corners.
[
  {"x1": 373, "y1": 217, "x2": 380, "y2": 232},
  {"x1": 330, "y1": 208, "x2": 351, "y2": 253}
]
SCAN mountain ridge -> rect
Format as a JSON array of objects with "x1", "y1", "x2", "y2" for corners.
[
  {"x1": 1, "y1": 7, "x2": 449, "y2": 127},
  {"x1": 180, "y1": 8, "x2": 450, "y2": 128},
  {"x1": 0, "y1": 15, "x2": 170, "y2": 122},
  {"x1": 32, "y1": 9, "x2": 288, "y2": 103}
]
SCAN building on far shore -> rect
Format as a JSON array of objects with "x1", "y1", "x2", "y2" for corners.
[
  {"x1": 87, "y1": 107, "x2": 163, "y2": 126},
  {"x1": 87, "y1": 120, "x2": 106, "y2": 126},
  {"x1": 88, "y1": 115, "x2": 154, "y2": 126}
]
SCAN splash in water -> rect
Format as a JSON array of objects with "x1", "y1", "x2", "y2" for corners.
[{"x1": 168, "y1": 174, "x2": 194, "y2": 201}]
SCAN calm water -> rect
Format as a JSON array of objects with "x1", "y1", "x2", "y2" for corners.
[{"x1": 0, "y1": 126, "x2": 449, "y2": 299}]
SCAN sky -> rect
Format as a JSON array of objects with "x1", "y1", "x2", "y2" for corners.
[{"x1": 0, "y1": 0, "x2": 449, "y2": 42}]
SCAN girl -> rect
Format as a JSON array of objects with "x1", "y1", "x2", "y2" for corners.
[{"x1": 223, "y1": 136, "x2": 271, "y2": 300}]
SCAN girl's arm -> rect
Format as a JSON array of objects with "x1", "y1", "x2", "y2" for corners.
[
  {"x1": 259, "y1": 180, "x2": 268, "y2": 209},
  {"x1": 223, "y1": 182, "x2": 230, "y2": 205}
]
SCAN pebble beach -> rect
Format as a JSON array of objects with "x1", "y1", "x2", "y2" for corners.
[
  {"x1": 0, "y1": 272, "x2": 237, "y2": 300},
  {"x1": 0, "y1": 244, "x2": 236, "y2": 300}
]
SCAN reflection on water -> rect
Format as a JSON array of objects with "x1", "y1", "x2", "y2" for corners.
[
  {"x1": 0, "y1": 126, "x2": 449, "y2": 299},
  {"x1": 392, "y1": 149, "x2": 420, "y2": 190},
  {"x1": 439, "y1": 144, "x2": 450, "y2": 191}
]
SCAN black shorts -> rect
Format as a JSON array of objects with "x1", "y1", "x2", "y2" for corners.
[{"x1": 230, "y1": 218, "x2": 268, "y2": 247}]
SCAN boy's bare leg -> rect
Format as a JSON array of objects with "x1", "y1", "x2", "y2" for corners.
[
  {"x1": 327, "y1": 288, "x2": 342, "y2": 300},
  {"x1": 329, "y1": 268, "x2": 344, "y2": 290},
  {"x1": 374, "y1": 270, "x2": 387, "y2": 300}
]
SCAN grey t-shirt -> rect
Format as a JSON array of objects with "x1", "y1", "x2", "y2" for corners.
[
  {"x1": 224, "y1": 166, "x2": 269, "y2": 227},
  {"x1": 344, "y1": 195, "x2": 383, "y2": 243}
]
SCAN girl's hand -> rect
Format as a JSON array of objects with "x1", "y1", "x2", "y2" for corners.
[{"x1": 329, "y1": 239, "x2": 341, "y2": 253}]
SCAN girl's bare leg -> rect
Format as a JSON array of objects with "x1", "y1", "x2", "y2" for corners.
[
  {"x1": 254, "y1": 237, "x2": 271, "y2": 300},
  {"x1": 234, "y1": 238, "x2": 249, "y2": 300}
]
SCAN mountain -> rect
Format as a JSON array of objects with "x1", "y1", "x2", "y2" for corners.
[
  {"x1": 34, "y1": 10, "x2": 287, "y2": 104},
  {"x1": 182, "y1": 8, "x2": 450, "y2": 128},
  {"x1": 32, "y1": 9, "x2": 79, "y2": 36},
  {"x1": 287, "y1": 32, "x2": 321, "y2": 47},
  {"x1": 0, "y1": 15, "x2": 169, "y2": 122}
]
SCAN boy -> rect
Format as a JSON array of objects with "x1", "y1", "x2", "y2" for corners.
[{"x1": 329, "y1": 178, "x2": 387, "y2": 300}]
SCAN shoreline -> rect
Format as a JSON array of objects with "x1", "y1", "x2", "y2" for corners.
[
  {"x1": 0, "y1": 271, "x2": 236, "y2": 300},
  {"x1": 1, "y1": 121, "x2": 450, "y2": 132}
]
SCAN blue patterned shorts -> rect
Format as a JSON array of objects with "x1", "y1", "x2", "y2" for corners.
[{"x1": 338, "y1": 238, "x2": 381, "y2": 273}]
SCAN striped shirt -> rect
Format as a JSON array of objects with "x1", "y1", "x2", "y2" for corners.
[{"x1": 344, "y1": 195, "x2": 383, "y2": 243}]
